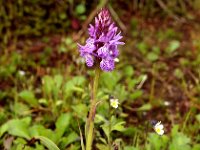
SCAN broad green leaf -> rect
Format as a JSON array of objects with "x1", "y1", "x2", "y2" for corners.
[
  {"x1": 42, "y1": 75, "x2": 54, "y2": 96},
  {"x1": 152, "y1": 46, "x2": 160, "y2": 54},
  {"x1": 147, "y1": 133, "x2": 162, "y2": 150},
  {"x1": 101, "y1": 123, "x2": 109, "y2": 139},
  {"x1": 147, "y1": 52, "x2": 158, "y2": 61},
  {"x1": 0, "y1": 117, "x2": 31, "y2": 139},
  {"x1": 16, "y1": 144, "x2": 28, "y2": 150},
  {"x1": 29, "y1": 125, "x2": 55, "y2": 142},
  {"x1": 137, "y1": 42, "x2": 148, "y2": 55},
  {"x1": 63, "y1": 132, "x2": 79, "y2": 147},
  {"x1": 137, "y1": 103, "x2": 152, "y2": 111},
  {"x1": 146, "y1": 133, "x2": 169, "y2": 150},
  {"x1": 54, "y1": 74, "x2": 63, "y2": 89},
  {"x1": 55, "y1": 113, "x2": 72, "y2": 142},
  {"x1": 72, "y1": 104, "x2": 88, "y2": 120},
  {"x1": 95, "y1": 114, "x2": 107, "y2": 124},
  {"x1": 35, "y1": 136, "x2": 60, "y2": 150},
  {"x1": 193, "y1": 144, "x2": 200, "y2": 150},
  {"x1": 64, "y1": 81, "x2": 74, "y2": 99},
  {"x1": 59, "y1": 13, "x2": 66, "y2": 20},
  {"x1": 111, "y1": 121, "x2": 126, "y2": 132},
  {"x1": 123, "y1": 66, "x2": 134, "y2": 77},
  {"x1": 100, "y1": 71, "x2": 121, "y2": 90},
  {"x1": 171, "y1": 125, "x2": 179, "y2": 137},
  {"x1": 125, "y1": 146, "x2": 139, "y2": 150},
  {"x1": 122, "y1": 127, "x2": 137, "y2": 137},
  {"x1": 53, "y1": 74, "x2": 63, "y2": 99},
  {"x1": 64, "y1": 76, "x2": 86, "y2": 99},
  {"x1": 14, "y1": 137, "x2": 27, "y2": 147},
  {"x1": 19, "y1": 90, "x2": 38, "y2": 107},
  {"x1": 196, "y1": 114, "x2": 200, "y2": 123},
  {"x1": 101, "y1": 117, "x2": 125, "y2": 139},
  {"x1": 13, "y1": 102, "x2": 30, "y2": 116},
  {"x1": 96, "y1": 143, "x2": 109, "y2": 150},
  {"x1": 169, "y1": 132, "x2": 191, "y2": 150},
  {"x1": 75, "y1": 4, "x2": 86, "y2": 15},
  {"x1": 72, "y1": 76, "x2": 86, "y2": 86},
  {"x1": 113, "y1": 84, "x2": 128, "y2": 102},
  {"x1": 130, "y1": 90, "x2": 143, "y2": 100},
  {"x1": 166, "y1": 40, "x2": 180, "y2": 53},
  {"x1": 174, "y1": 68, "x2": 184, "y2": 79}
]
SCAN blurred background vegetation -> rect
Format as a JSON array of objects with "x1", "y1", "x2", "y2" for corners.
[{"x1": 0, "y1": 0, "x2": 200, "y2": 150}]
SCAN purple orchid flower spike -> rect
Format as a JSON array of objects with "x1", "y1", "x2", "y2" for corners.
[{"x1": 78, "y1": 8, "x2": 124, "y2": 71}]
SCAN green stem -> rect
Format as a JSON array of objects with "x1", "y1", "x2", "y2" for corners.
[
  {"x1": 86, "y1": 67, "x2": 100, "y2": 150},
  {"x1": 108, "y1": 100, "x2": 112, "y2": 150}
]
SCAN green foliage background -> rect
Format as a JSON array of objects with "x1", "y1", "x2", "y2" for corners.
[{"x1": 0, "y1": 0, "x2": 200, "y2": 150}]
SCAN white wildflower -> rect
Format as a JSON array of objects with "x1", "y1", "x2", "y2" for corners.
[
  {"x1": 110, "y1": 98, "x2": 119, "y2": 109},
  {"x1": 154, "y1": 121, "x2": 164, "y2": 135}
]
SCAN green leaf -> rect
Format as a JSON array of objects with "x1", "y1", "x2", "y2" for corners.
[
  {"x1": 196, "y1": 114, "x2": 200, "y2": 123},
  {"x1": 147, "y1": 133, "x2": 162, "y2": 150},
  {"x1": 101, "y1": 117, "x2": 125, "y2": 139},
  {"x1": 100, "y1": 71, "x2": 121, "y2": 90},
  {"x1": 53, "y1": 74, "x2": 63, "y2": 98},
  {"x1": 55, "y1": 113, "x2": 72, "y2": 142},
  {"x1": 0, "y1": 117, "x2": 31, "y2": 139},
  {"x1": 95, "y1": 114, "x2": 107, "y2": 124},
  {"x1": 130, "y1": 90, "x2": 143, "y2": 100},
  {"x1": 59, "y1": 13, "x2": 67, "y2": 19},
  {"x1": 35, "y1": 136, "x2": 60, "y2": 150},
  {"x1": 147, "y1": 52, "x2": 158, "y2": 61},
  {"x1": 147, "y1": 133, "x2": 169, "y2": 150},
  {"x1": 137, "y1": 42, "x2": 148, "y2": 55},
  {"x1": 63, "y1": 132, "x2": 79, "y2": 147},
  {"x1": 72, "y1": 76, "x2": 86, "y2": 86},
  {"x1": 29, "y1": 125, "x2": 54, "y2": 141},
  {"x1": 72, "y1": 104, "x2": 88, "y2": 120},
  {"x1": 169, "y1": 132, "x2": 191, "y2": 150},
  {"x1": 96, "y1": 143, "x2": 109, "y2": 150},
  {"x1": 125, "y1": 146, "x2": 139, "y2": 150},
  {"x1": 137, "y1": 103, "x2": 152, "y2": 111},
  {"x1": 54, "y1": 74, "x2": 63, "y2": 88},
  {"x1": 111, "y1": 121, "x2": 126, "y2": 132},
  {"x1": 42, "y1": 75, "x2": 54, "y2": 96},
  {"x1": 101, "y1": 124, "x2": 109, "y2": 139},
  {"x1": 19, "y1": 90, "x2": 38, "y2": 107},
  {"x1": 123, "y1": 66, "x2": 134, "y2": 77},
  {"x1": 193, "y1": 144, "x2": 200, "y2": 150},
  {"x1": 75, "y1": 4, "x2": 86, "y2": 15},
  {"x1": 113, "y1": 84, "x2": 128, "y2": 103},
  {"x1": 174, "y1": 68, "x2": 184, "y2": 79},
  {"x1": 64, "y1": 76, "x2": 86, "y2": 99},
  {"x1": 13, "y1": 102, "x2": 30, "y2": 116},
  {"x1": 166, "y1": 40, "x2": 180, "y2": 53}
]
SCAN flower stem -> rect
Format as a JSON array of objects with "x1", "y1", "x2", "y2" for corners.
[
  {"x1": 86, "y1": 67, "x2": 100, "y2": 150},
  {"x1": 108, "y1": 99, "x2": 112, "y2": 150}
]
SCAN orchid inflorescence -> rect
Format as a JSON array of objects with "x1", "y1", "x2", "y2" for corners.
[{"x1": 78, "y1": 8, "x2": 124, "y2": 71}]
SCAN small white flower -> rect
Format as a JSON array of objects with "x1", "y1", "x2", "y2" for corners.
[
  {"x1": 19, "y1": 70, "x2": 25, "y2": 76},
  {"x1": 164, "y1": 101, "x2": 170, "y2": 106},
  {"x1": 154, "y1": 121, "x2": 164, "y2": 135},
  {"x1": 110, "y1": 98, "x2": 119, "y2": 109}
]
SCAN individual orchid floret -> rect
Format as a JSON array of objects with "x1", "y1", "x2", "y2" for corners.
[
  {"x1": 110, "y1": 98, "x2": 119, "y2": 109},
  {"x1": 78, "y1": 8, "x2": 124, "y2": 71}
]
